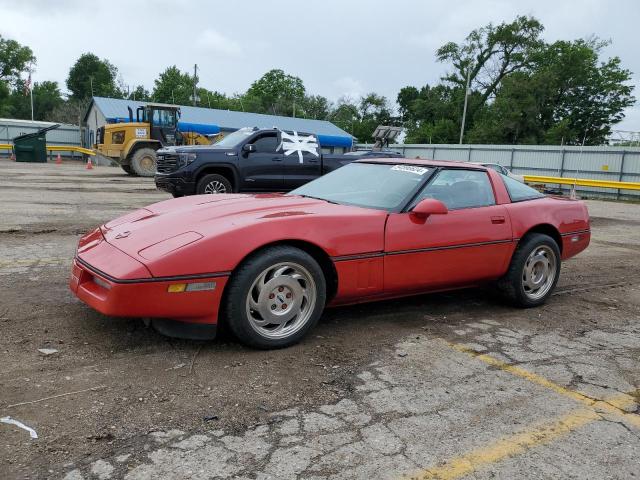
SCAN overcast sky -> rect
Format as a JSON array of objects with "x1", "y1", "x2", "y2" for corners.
[{"x1": 1, "y1": 0, "x2": 639, "y2": 133}]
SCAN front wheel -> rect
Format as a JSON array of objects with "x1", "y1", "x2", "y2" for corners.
[
  {"x1": 197, "y1": 174, "x2": 232, "y2": 194},
  {"x1": 498, "y1": 233, "x2": 561, "y2": 307},
  {"x1": 223, "y1": 246, "x2": 326, "y2": 349},
  {"x1": 130, "y1": 148, "x2": 157, "y2": 177}
]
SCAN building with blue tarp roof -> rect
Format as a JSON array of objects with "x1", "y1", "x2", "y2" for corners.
[{"x1": 83, "y1": 96, "x2": 354, "y2": 153}]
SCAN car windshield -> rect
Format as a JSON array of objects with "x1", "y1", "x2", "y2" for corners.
[
  {"x1": 212, "y1": 128, "x2": 255, "y2": 148},
  {"x1": 289, "y1": 162, "x2": 432, "y2": 211}
]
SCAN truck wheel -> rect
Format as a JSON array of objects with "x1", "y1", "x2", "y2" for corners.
[
  {"x1": 197, "y1": 174, "x2": 232, "y2": 194},
  {"x1": 130, "y1": 148, "x2": 157, "y2": 177},
  {"x1": 121, "y1": 165, "x2": 136, "y2": 175},
  {"x1": 223, "y1": 245, "x2": 326, "y2": 349}
]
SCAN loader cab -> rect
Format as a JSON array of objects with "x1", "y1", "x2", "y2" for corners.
[{"x1": 136, "y1": 104, "x2": 180, "y2": 146}]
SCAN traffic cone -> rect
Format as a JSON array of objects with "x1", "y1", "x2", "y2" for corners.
[
  {"x1": 55, "y1": 153, "x2": 62, "y2": 165},
  {"x1": 86, "y1": 158, "x2": 93, "y2": 170}
]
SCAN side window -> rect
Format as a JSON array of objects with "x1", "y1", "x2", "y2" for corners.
[
  {"x1": 501, "y1": 174, "x2": 544, "y2": 202},
  {"x1": 251, "y1": 134, "x2": 278, "y2": 153},
  {"x1": 414, "y1": 169, "x2": 496, "y2": 210}
]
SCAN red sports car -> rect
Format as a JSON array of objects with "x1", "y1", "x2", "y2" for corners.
[{"x1": 70, "y1": 159, "x2": 590, "y2": 349}]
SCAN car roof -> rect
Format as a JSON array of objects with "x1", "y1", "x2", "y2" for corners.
[{"x1": 355, "y1": 157, "x2": 489, "y2": 170}]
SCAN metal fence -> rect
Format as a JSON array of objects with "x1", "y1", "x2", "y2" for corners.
[
  {"x1": 358, "y1": 143, "x2": 640, "y2": 200},
  {"x1": 0, "y1": 119, "x2": 82, "y2": 160}
]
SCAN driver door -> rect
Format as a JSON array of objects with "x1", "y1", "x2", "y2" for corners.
[
  {"x1": 383, "y1": 168, "x2": 513, "y2": 294},
  {"x1": 240, "y1": 132, "x2": 284, "y2": 191}
]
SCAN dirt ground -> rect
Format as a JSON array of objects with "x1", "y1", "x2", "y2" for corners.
[{"x1": 0, "y1": 160, "x2": 638, "y2": 479}]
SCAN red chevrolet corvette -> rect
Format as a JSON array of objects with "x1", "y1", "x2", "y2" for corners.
[{"x1": 70, "y1": 159, "x2": 590, "y2": 348}]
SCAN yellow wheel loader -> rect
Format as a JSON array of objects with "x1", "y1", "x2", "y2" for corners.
[{"x1": 95, "y1": 103, "x2": 213, "y2": 177}]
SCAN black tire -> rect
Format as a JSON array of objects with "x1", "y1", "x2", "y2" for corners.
[
  {"x1": 121, "y1": 164, "x2": 136, "y2": 175},
  {"x1": 171, "y1": 192, "x2": 184, "y2": 198},
  {"x1": 197, "y1": 173, "x2": 232, "y2": 194},
  {"x1": 130, "y1": 147, "x2": 157, "y2": 177},
  {"x1": 498, "y1": 233, "x2": 561, "y2": 308},
  {"x1": 223, "y1": 246, "x2": 326, "y2": 349}
]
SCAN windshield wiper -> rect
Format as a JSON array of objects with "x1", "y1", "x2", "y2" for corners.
[{"x1": 298, "y1": 194, "x2": 339, "y2": 205}]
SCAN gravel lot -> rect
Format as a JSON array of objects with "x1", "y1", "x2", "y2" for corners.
[{"x1": 0, "y1": 160, "x2": 638, "y2": 480}]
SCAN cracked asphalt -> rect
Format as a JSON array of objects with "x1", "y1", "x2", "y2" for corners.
[{"x1": 0, "y1": 161, "x2": 639, "y2": 479}]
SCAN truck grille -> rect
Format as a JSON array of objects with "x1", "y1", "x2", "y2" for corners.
[{"x1": 156, "y1": 153, "x2": 179, "y2": 173}]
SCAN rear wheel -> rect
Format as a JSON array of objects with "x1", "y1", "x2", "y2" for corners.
[
  {"x1": 498, "y1": 233, "x2": 561, "y2": 307},
  {"x1": 130, "y1": 148, "x2": 157, "y2": 177},
  {"x1": 121, "y1": 164, "x2": 135, "y2": 175},
  {"x1": 224, "y1": 246, "x2": 326, "y2": 349},
  {"x1": 197, "y1": 174, "x2": 232, "y2": 194}
]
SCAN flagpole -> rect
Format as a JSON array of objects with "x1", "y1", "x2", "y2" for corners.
[{"x1": 29, "y1": 64, "x2": 34, "y2": 120}]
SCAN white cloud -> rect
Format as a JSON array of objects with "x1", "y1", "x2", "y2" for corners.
[
  {"x1": 333, "y1": 76, "x2": 365, "y2": 99},
  {"x1": 195, "y1": 29, "x2": 242, "y2": 56}
]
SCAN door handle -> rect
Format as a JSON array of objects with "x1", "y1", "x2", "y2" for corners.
[
  {"x1": 491, "y1": 216, "x2": 506, "y2": 224},
  {"x1": 272, "y1": 157, "x2": 283, "y2": 162}
]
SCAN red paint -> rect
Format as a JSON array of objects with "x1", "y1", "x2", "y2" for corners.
[{"x1": 70, "y1": 159, "x2": 590, "y2": 328}]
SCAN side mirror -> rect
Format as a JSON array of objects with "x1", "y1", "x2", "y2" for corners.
[
  {"x1": 242, "y1": 144, "x2": 255, "y2": 153},
  {"x1": 411, "y1": 198, "x2": 448, "y2": 219}
]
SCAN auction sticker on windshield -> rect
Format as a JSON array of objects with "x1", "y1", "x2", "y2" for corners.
[{"x1": 391, "y1": 165, "x2": 429, "y2": 175}]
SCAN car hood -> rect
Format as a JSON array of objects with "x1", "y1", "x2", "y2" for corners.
[{"x1": 99, "y1": 194, "x2": 385, "y2": 273}]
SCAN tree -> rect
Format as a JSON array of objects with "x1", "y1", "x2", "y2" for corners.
[
  {"x1": 468, "y1": 38, "x2": 635, "y2": 145},
  {"x1": 127, "y1": 85, "x2": 150, "y2": 102},
  {"x1": 152, "y1": 66, "x2": 194, "y2": 104},
  {"x1": 437, "y1": 15, "x2": 544, "y2": 107},
  {"x1": 397, "y1": 84, "x2": 470, "y2": 143},
  {"x1": 0, "y1": 35, "x2": 35, "y2": 116},
  {"x1": 245, "y1": 69, "x2": 305, "y2": 116},
  {"x1": 299, "y1": 94, "x2": 331, "y2": 120},
  {"x1": 8, "y1": 80, "x2": 63, "y2": 120},
  {"x1": 329, "y1": 97, "x2": 359, "y2": 135},
  {"x1": 67, "y1": 53, "x2": 122, "y2": 100},
  {"x1": 0, "y1": 35, "x2": 35, "y2": 85}
]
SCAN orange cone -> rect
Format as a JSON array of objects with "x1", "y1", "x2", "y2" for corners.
[
  {"x1": 55, "y1": 153, "x2": 62, "y2": 165},
  {"x1": 86, "y1": 158, "x2": 93, "y2": 170}
]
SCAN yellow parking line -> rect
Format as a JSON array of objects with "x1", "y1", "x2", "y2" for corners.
[
  {"x1": 444, "y1": 341, "x2": 640, "y2": 427},
  {"x1": 407, "y1": 408, "x2": 600, "y2": 480},
  {"x1": 402, "y1": 341, "x2": 640, "y2": 479}
]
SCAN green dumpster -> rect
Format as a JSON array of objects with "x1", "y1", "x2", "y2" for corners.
[{"x1": 13, "y1": 124, "x2": 60, "y2": 163}]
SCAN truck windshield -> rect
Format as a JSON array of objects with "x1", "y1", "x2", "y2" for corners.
[
  {"x1": 289, "y1": 162, "x2": 433, "y2": 211},
  {"x1": 213, "y1": 128, "x2": 255, "y2": 148}
]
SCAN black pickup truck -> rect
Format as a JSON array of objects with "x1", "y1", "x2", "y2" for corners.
[{"x1": 154, "y1": 127, "x2": 401, "y2": 196}]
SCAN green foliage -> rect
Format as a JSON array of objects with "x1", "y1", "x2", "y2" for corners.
[
  {"x1": 329, "y1": 94, "x2": 395, "y2": 141},
  {"x1": 128, "y1": 85, "x2": 151, "y2": 102},
  {"x1": 67, "y1": 53, "x2": 122, "y2": 100},
  {"x1": 8, "y1": 80, "x2": 63, "y2": 121},
  {"x1": 467, "y1": 38, "x2": 635, "y2": 145},
  {"x1": 0, "y1": 34, "x2": 35, "y2": 85},
  {"x1": 401, "y1": 16, "x2": 635, "y2": 146},
  {"x1": 152, "y1": 66, "x2": 194, "y2": 104},
  {"x1": 245, "y1": 69, "x2": 305, "y2": 116}
]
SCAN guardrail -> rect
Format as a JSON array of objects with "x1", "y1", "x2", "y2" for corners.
[
  {"x1": 524, "y1": 175, "x2": 640, "y2": 191},
  {"x1": 0, "y1": 144, "x2": 95, "y2": 156}
]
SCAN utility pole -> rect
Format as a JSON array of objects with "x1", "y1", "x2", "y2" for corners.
[
  {"x1": 459, "y1": 66, "x2": 471, "y2": 144},
  {"x1": 89, "y1": 76, "x2": 94, "y2": 97},
  {"x1": 193, "y1": 64, "x2": 198, "y2": 106}
]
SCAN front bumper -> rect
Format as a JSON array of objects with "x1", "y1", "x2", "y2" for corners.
[
  {"x1": 155, "y1": 173, "x2": 196, "y2": 196},
  {"x1": 70, "y1": 254, "x2": 228, "y2": 326}
]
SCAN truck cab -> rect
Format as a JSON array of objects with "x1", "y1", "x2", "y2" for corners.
[{"x1": 155, "y1": 127, "x2": 328, "y2": 197}]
